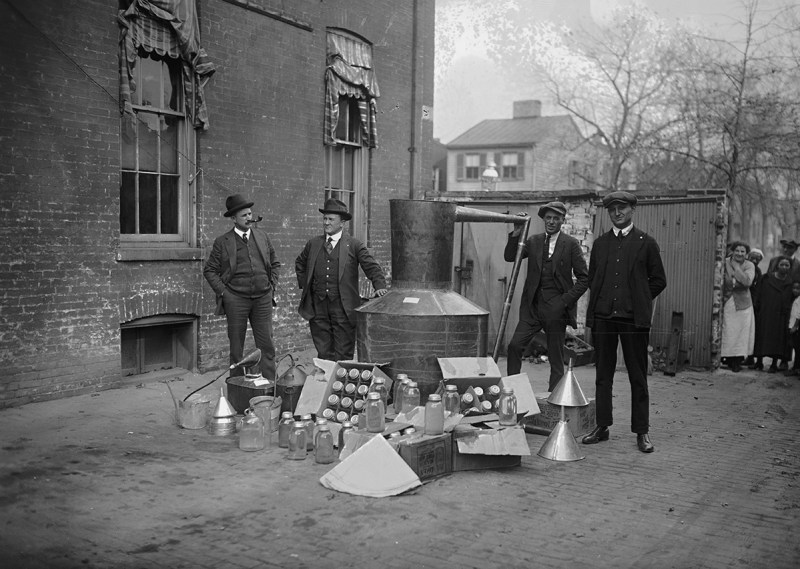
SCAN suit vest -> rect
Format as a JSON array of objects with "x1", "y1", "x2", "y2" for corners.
[
  {"x1": 593, "y1": 233, "x2": 635, "y2": 319},
  {"x1": 312, "y1": 242, "x2": 340, "y2": 299},
  {"x1": 227, "y1": 236, "x2": 270, "y2": 298}
]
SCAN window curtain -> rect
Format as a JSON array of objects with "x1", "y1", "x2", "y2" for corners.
[
  {"x1": 325, "y1": 31, "x2": 379, "y2": 147},
  {"x1": 118, "y1": 0, "x2": 215, "y2": 130}
]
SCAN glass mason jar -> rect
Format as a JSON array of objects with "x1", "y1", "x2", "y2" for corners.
[
  {"x1": 336, "y1": 368, "x2": 347, "y2": 380},
  {"x1": 365, "y1": 392, "x2": 386, "y2": 433},
  {"x1": 369, "y1": 377, "x2": 389, "y2": 409},
  {"x1": 344, "y1": 383, "x2": 357, "y2": 395},
  {"x1": 498, "y1": 387, "x2": 518, "y2": 426},
  {"x1": 402, "y1": 381, "x2": 420, "y2": 413},
  {"x1": 314, "y1": 425, "x2": 336, "y2": 464},
  {"x1": 348, "y1": 368, "x2": 360, "y2": 381},
  {"x1": 239, "y1": 409, "x2": 265, "y2": 451},
  {"x1": 277, "y1": 411, "x2": 295, "y2": 448},
  {"x1": 337, "y1": 420, "x2": 354, "y2": 455},
  {"x1": 287, "y1": 421, "x2": 307, "y2": 460},
  {"x1": 300, "y1": 414, "x2": 314, "y2": 450},
  {"x1": 460, "y1": 393, "x2": 474, "y2": 411},
  {"x1": 322, "y1": 408, "x2": 335, "y2": 420},
  {"x1": 424, "y1": 394, "x2": 444, "y2": 436},
  {"x1": 443, "y1": 385, "x2": 460, "y2": 415},
  {"x1": 360, "y1": 369, "x2": 372, "y2": 383},
  {"x1": 393, "y1": 374, "x2": 409, "y2": 413},
  {"x1": 331, "y1": 380, "x2": 344, "y2": 393},
  {"x1": 336, "y1": 411, "x2": 349, "y2": 423},
  {"x1": 473, "y1": 386, "x2": 484, "y2": 399},
  {"x1": 314, "y1": 418, "x2": 328, "y2": 447}
]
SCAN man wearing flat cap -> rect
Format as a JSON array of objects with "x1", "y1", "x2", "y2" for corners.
[
  {"x1": 204, "y1": 194, "x2": 281, "y2": 380},
  {"x1": 582, "y1": 190, "x2": 666, "y2": 453},
  {"x1": 295, "y1": 198, "x2": 388, "y2": 361},
  {"x1": 504, "y1": 201, "x2": 589, "y2": 391}
]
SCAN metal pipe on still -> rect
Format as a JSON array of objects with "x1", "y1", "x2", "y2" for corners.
[{"x1": 356, "y1": 200, "x2": 528, "y2": 400}]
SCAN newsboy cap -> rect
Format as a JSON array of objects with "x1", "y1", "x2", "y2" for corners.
[
  {"x1": 780, "y1": 238, "x2": 800, "y2": 248},
  {"x1": 537, "y1": 201, "x2": 567, "y2": 219},
  {"x1": 224, "y1": 194, "x2": 254, "y2": 217},
  {"x1": 319, "y1": 198, "x2": 352, "y2": 221},
  {"x1": 602, "y1": 191, "x2": 638, "y2": 208}
]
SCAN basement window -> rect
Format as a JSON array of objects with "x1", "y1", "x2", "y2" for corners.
[{"x1": 121, "y1": 315, "x2": 197, "y2": 376}]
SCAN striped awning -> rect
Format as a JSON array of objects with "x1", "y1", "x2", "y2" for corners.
[
  {"x1": 324, "y1": 31, "x2": 379, "y2": 148},
  {"x1": 118, "y1": 0, "x2": 215, "y2": 130}
]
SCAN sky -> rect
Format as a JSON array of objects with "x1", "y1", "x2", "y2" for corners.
[{"x1": 433, "y1": 0, "x2": 792, "y2": 143}]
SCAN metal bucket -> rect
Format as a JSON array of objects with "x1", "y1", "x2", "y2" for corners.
[
  {"x1": 174, "y1": 394, "x2": 213, "y2": 429},
  {"x1": 248, "y1": 395, "x2": 283, "y2": 432}
]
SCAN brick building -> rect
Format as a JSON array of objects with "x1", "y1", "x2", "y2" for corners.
[{"x1": 0, "y1": 0, "x2": 434, "y2": 407}]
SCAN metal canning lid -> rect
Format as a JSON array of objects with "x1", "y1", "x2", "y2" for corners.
[
  {"x1": 428, "y1": 394, "x2": 442, "y2": 401},
  {"x1": 348, "y1": 368, "x2": 360, "y2": 380},
  {"x1": 367, "y1": 392, "x2": 381, "y2": 400},
  {"x1": 322, "y1": 409, "x2": 335, "y2": 419},
  {"x1": 293, "y1": 421, "x2": 305, "y2": 427},
  {"x1": 373, "y1": 377, "x2": 385, "y2": 384},
  {"x1": 445, "y1": 384, "x2": 458, "y2": 391},
  {"x1": 357, "y1": 385, "x2": 368, "y2": 395},
  {"x1": 407, "y1": 381, "x2": 418, "y2": 388},
  {"x1": 488, "y1": 385, "x2": 501, "y2": 395},
  {"x1": 353, "y1": 400, "x2": 365, "y2": 410},
  {"x1": 336, "y1": 368, "x2": 347, "y2": 378},
  {"x1": 461, "y1": 393, "x2": 473, "y2": 402},
  {"x1": 340, "y1": 397, "x2": 352, "y2": 407},
  {"x1": 341, "y1": 421, "x2": 353, "y2": 428},
  {"x1": 332, "y1": 381, "x2": 344, "y2": 391},
  {"x1": 336, "y1": 411, "x2": 349, "y2": 422},
  {"x1": 281, "y1": 411, "x2": 294, "y2": 419},
  {"x1": 318, "y1": 424, "x2": 330, "y2": 431},
  {"x1": 396, "y1": 373, "x2": 408, "y2": 380},
  {"x1": 501, "y1": 386, "x2": 515, "y2": 394},
  {"x1": 301, "y1": 413, "x2": 312, "y2": 420},
  {"x1": 316, "y1": 418, "x2": 328, "y2": 425},
  {"x1": 481, "y1": 401, "x2": 492, "y2": 410},
  {"x1": 473, "y1": 387, "x2": 484, "y2": 396},
  {"x1": 350, "y1": 415, "x2": 360, "y2": 424},
  {"x1": 344, "y1": 383, "x2": 356, "y2": 394},
  {"x1": 404, "y1": 428, "x2": 416, "y2": 434},
  {"x1": 328, "y1": 394, "x2": 340, "y2": 405},
  {"x1": 360, "y1": 370, "x2": 372, "y2": 380},
  {"x1": 389, "y1": 431, "x2": 401, "y2": 438}
]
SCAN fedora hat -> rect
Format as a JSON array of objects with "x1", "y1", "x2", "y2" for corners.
[
  {"x1": 224, "y1": 194, "x2": 254, "y2": 217},
  {"x1": 780, "y1": 238, "x2": 800, "y2": 248},
  {"x1": 319, "y1": 198, "x2": 352, "y2": 221},
  {"x1": 537, "y1": 201, "x2": 567, "y2": 219},
  {"x1": 602, "y1": 190, "x2": 638, "y2": 208}
]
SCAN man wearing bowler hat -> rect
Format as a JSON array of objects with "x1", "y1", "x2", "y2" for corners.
[
  {"x1": 204, "y1": 194, "x2": 281, "y2": 380},
  {"x1": 582, "y1": 191, "x2": 666, "y2": 453},
  {"x1": 295, "y1": 198, "x2": 388, "y2": 361},
  {"x1": 504, "y1": 201, "x2": 589, "y2": 391}
]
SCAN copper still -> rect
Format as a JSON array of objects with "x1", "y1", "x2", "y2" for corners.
[{"x1": 356, "y1": 200, "x2": 528, "y2": 399}]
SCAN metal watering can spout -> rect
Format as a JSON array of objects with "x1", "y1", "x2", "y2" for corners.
[{"x1": 275, "y1": 353, "x2": 308, "y2": 414}]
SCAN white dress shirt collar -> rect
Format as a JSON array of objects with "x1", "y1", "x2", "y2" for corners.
[{"x1": 613, "y1": 224, "x2": 634, "y2": 238}]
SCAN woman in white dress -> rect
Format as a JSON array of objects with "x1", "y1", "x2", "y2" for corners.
[{"x1": 721, "y1": 241, "x2": 756, "y2": 372}]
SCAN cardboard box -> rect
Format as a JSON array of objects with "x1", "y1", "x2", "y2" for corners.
[
  {"x1": 397, "y1": 433, "x2": 452, "y2": 482},
  {"x1": 525, "y1": 396, "x2": 596, "y2": 438},
  {"x1": 438, "y1": 357, "x2": 502, "y2": 393},
  {"x1": 451, "y1": 425, "x2": 529, "y2": 472},
  {"x1": 564, "y1": 332, "x2": 595, "y2": 367},
  {"x1": 294, "y1": 360, "x2": 392, "y2": 422}
]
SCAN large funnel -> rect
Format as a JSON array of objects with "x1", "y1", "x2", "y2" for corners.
[{"x1": 357, "y1": 200, "x2": 525, "y2": 399}]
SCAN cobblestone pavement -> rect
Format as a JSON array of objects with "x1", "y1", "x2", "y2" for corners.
[{"x1": 1, "y1": 356, "x2": 798, "y2": 569}]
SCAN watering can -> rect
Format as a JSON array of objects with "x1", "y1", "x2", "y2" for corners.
[{"x1": 275, "y1": 353, "x2": 308, "y2": 414}]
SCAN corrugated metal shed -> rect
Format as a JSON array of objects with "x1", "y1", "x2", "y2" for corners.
[{"x1": 594, "y1": 196, "x2": 725, "y2": 367}]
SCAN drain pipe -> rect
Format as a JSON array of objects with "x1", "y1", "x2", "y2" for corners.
[{"x1": 408, "y1": 0, "x2": 419, "y2": 199}]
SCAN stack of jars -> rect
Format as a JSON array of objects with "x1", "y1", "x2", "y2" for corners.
[
  {"x1": 455, "y1": 384, "x2": 504, "y2": 415},
  {"x1": 320, "y1": 366, "x2": 383, "y2": 425},
  {"x1": 275, "y1": 411, "x2": 337, "y2": 464}
]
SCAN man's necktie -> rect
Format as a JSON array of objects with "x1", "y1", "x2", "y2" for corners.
[
  {"x1": 242, "y1": 233, "x2": 248, "y2": 244},
  {"x1": 543, "y1": 233, "x2": 551, "y2": 259},
  {"x1": 325, "y1": 237, "x2": 333, "y2": 255}
]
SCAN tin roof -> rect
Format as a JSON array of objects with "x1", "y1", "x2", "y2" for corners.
[{"x1": 446, "y1": 115, "x2": 578, "y2": 148}]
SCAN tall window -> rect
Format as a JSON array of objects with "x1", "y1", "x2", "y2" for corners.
[
  {"x1": 120, "y1": 53, "x2": 192, "y2": 246},
  {"x1": 501, "y1": 153, "x2": 519, "y2": 179},
  {"x1": 324, "y1": 29, "x2": 379, "y2": 241},
  {"x1": 465, "y1": 154, "x2": 482, "y2": 180}
]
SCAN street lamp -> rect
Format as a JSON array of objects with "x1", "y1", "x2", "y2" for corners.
[{"x1": 481, "y1": 162, "x2": 499, "y2": 191}]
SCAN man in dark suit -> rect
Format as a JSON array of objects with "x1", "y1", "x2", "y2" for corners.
[
  {"x1": 295, "y1": 198, "x2": 388, "y2": 361},
  {"x1": 504, "y1": 201, "x2": 589, "y2": 391},
  {"x1": 582, "y1": 191, "x2": 666, "y2": 453},
  {"x1": 203, "y1": 194, "x2": 281, "y2": 380}
]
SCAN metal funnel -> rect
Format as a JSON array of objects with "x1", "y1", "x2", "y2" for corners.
[
  {"x1": 547, "y1": 359, "x2": 589, "y2": 407},
  {"x1": 208, "y1": 387, "x2": 237, "y2": 436},
  {"x1": 537, "y1": 420, "x2": 585, "y2": 462}
]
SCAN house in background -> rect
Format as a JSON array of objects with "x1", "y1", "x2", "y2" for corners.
[{"x1": 442, "y1": 100, "x2": 605, "y2": 194}]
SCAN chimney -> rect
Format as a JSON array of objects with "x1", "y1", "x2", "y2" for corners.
[{"x1": 513, "y1": 100, "x2": 542, "y2": 119}]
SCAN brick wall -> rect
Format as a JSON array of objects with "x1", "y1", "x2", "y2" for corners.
[{"x1": 0, "y1": 0, "x2": 434, "y2": 407}]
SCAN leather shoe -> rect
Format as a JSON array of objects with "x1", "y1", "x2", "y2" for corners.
[
  {"x1": 637, "y1": 434, "x2": 654, "y2": 453},
  {"x1": 582, "y1": 426, "x2": 609, "y2": 444}
]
